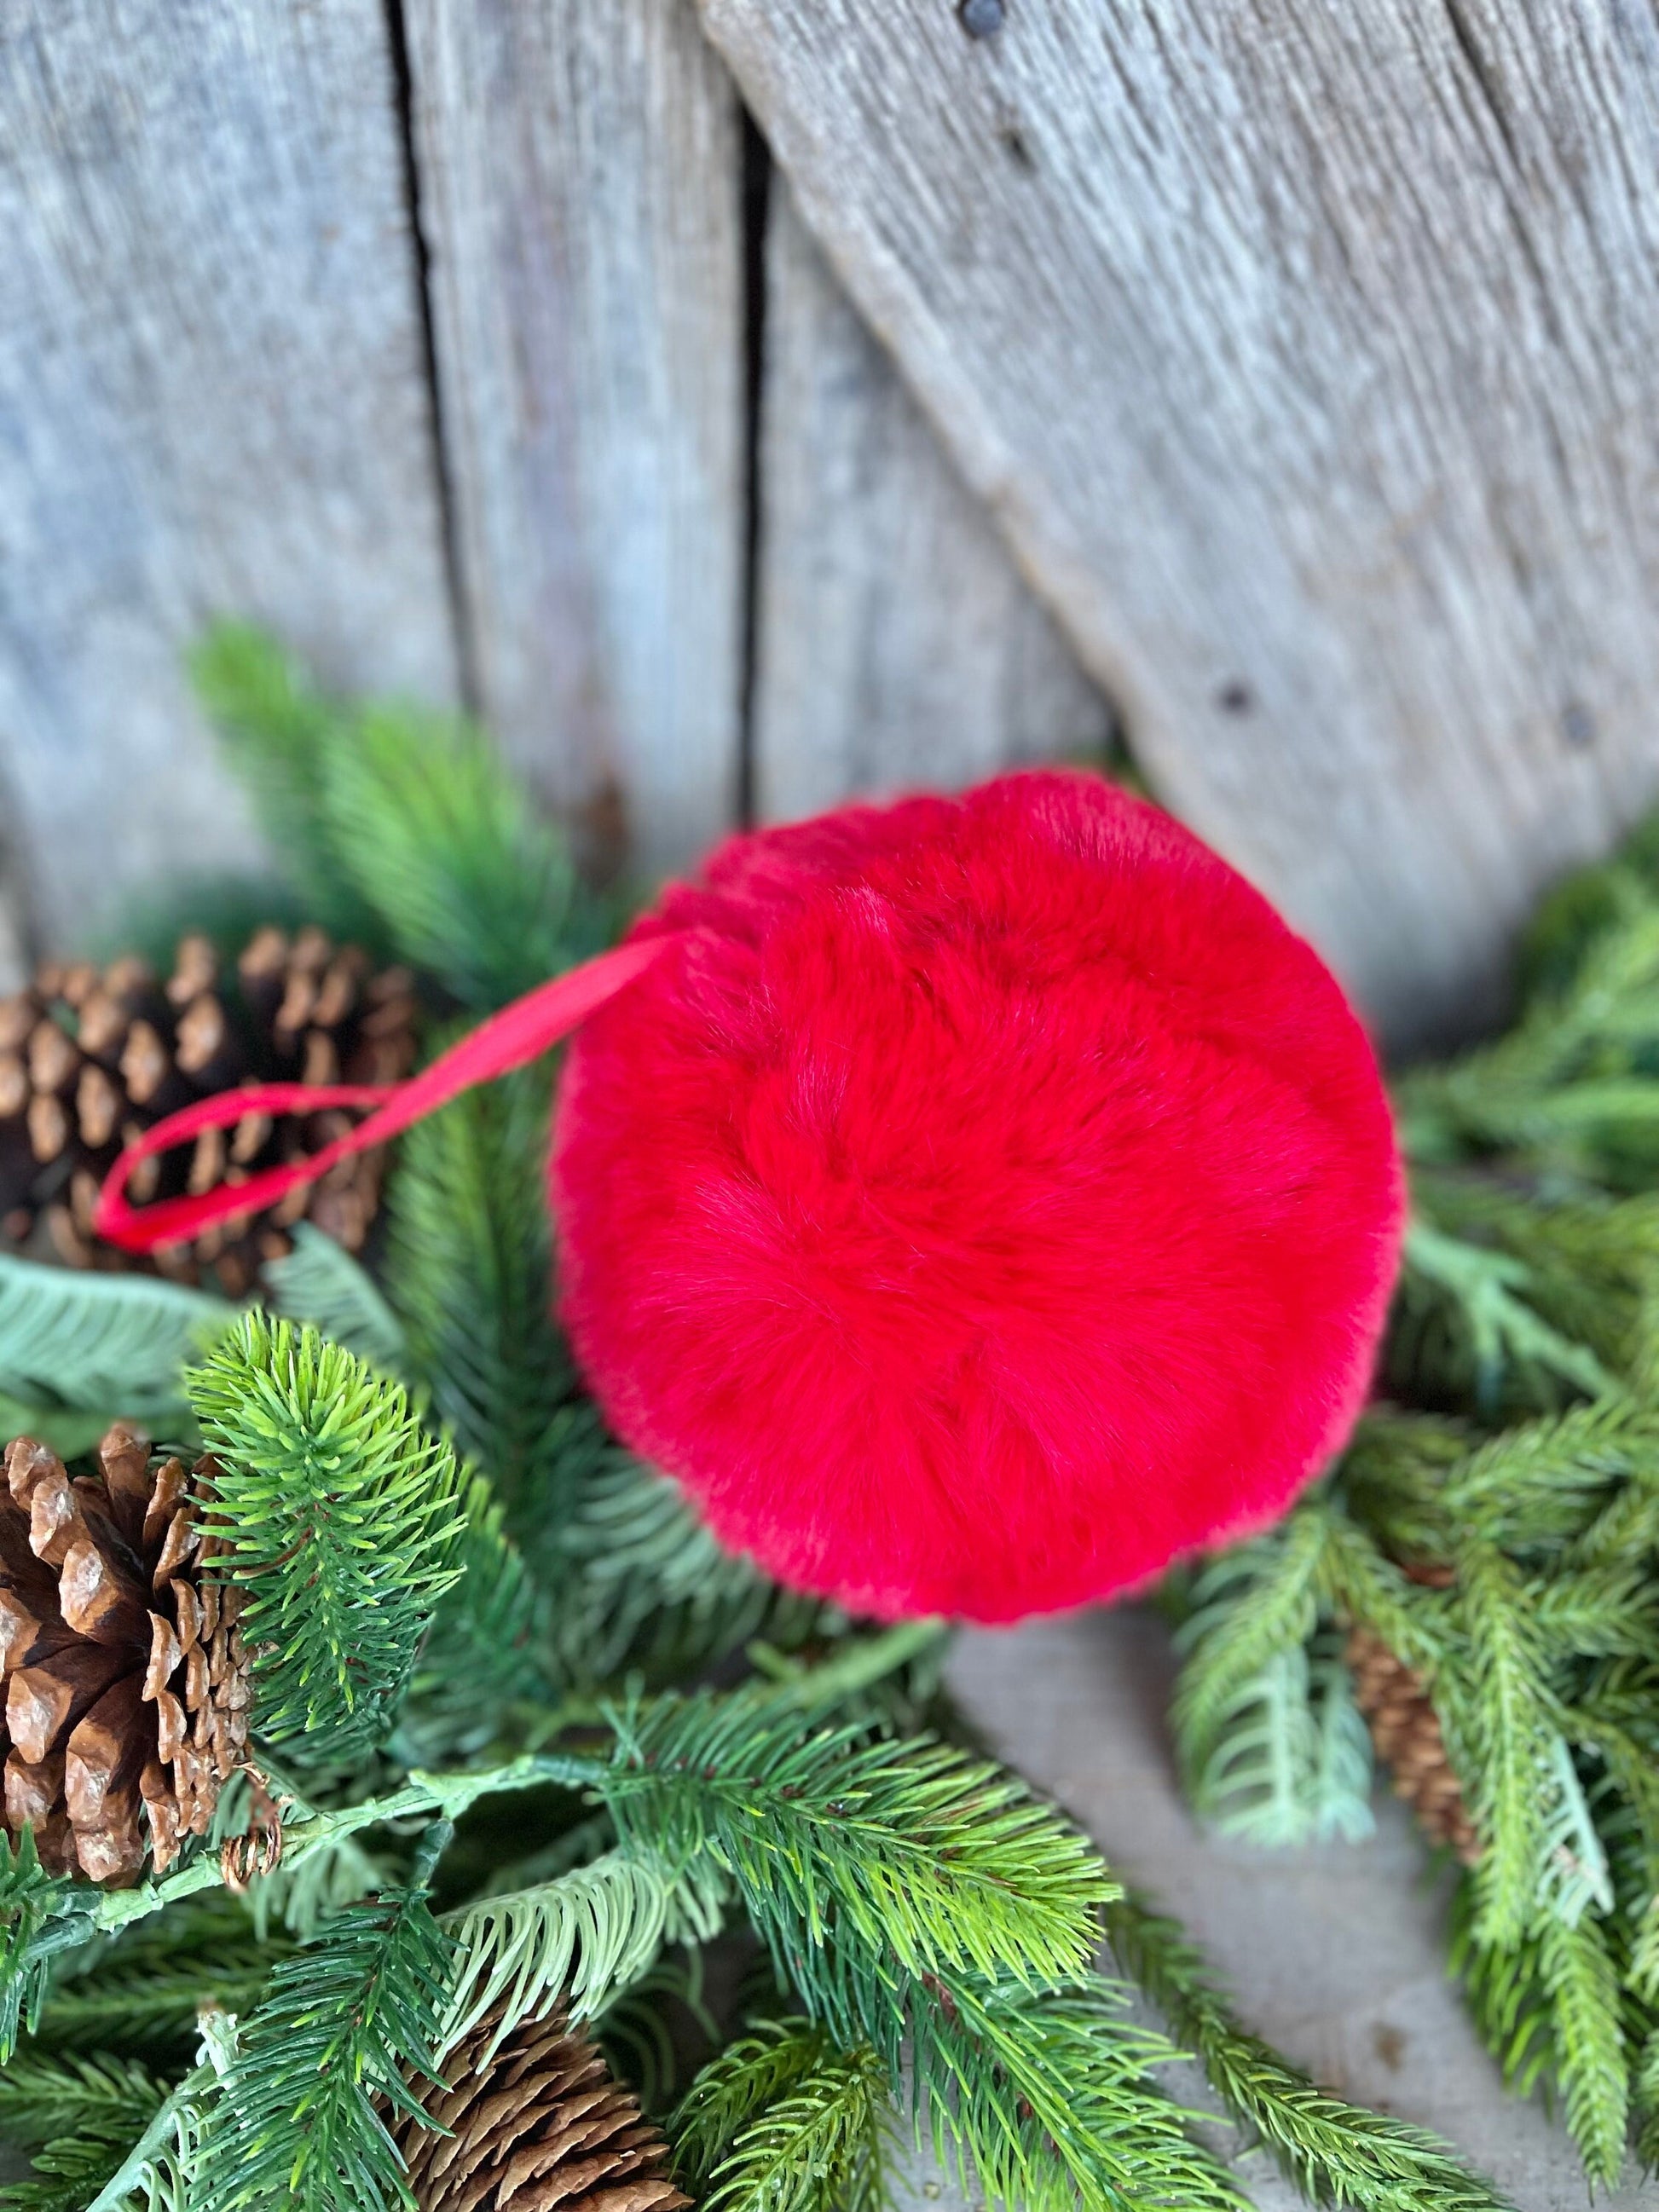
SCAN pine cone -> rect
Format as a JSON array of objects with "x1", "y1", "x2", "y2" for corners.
[
  {"x1": 0, "y1": 1424, "x2": 251, "y2": 1885},
  {"x1": 390, "y1": 2010, "x2": 691, "y2": 2212},
  {"x1": 1346, "y1": 1626, "x2": 1482, "y2": 1865},
  {"x1": 0, "y1": 929, "x2": 418, "y2": 1295}
]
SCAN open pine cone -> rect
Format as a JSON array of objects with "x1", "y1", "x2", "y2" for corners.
[
  {"x1": 1347, "y1": 1625, "x2": 1481, "y2": 1865},
  {"x1": 0, "y1": 1424, "x2": 251, "y2": 1885},
  {"x1": 390, "y1": 2010, "x2": 690, "y2": 2212},
  {"x1": 0, "y1": 927, "x2": 418, "y2": 1295}
]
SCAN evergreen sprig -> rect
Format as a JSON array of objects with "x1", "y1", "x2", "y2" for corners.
[
  {"x1": 672, "y1": 2020, "x2": 889, "y2": 2212},
  {"x1": 1105, "y1": 1894, "x2": 1510, "y2": 2211},
  {"x1": 187, "y1": 1313, "x2": 465, "y2": 1758},
  {"x1": 195, "y1": 1853, "x2": 457, "y2": 2212}
]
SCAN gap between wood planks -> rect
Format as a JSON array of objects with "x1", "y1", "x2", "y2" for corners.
[{"x1": 378, "y1": 0, "x2": 775, "y2": 835}]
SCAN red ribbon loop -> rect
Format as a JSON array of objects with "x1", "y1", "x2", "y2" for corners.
[{"x1": 95, "y1": 934, "x2": 675, "y2": 1254}]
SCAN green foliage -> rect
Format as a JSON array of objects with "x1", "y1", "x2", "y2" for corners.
[
  {"x1": 439, "y1": 1850, "x2": 720, "y2": 2059},
  {"x1": 32, "y1": 1900, "x2": 286, "y2": 2056},
  {"x1": 194, "y1": 621, "x2": 592, "y2": 1008},
  {"x1": 0, "y1": 1255, "x2": 233, "y2": 1432},
  {"x1": 0, "y1": 2058, "x2": 172, "y2": 2212},
  {"x1": 1107, "y1": 1893, "x2": 1510, "y2": 2211},
  {"x1": 1188, "y1": 1634, "x2": 1373, "y2": 1849},
  {"x1": 599, "y1": 1689, "x2": 1110, "y2": 2048},
  {"x1": 398, "y1": 1465, "x2": 544, "y2": 1761},
  {"x1": 187, "y1": 1313, "x2": 464, "y2": 1758},
  {"x1": 1539, "y1": 1913, "x2": 1627, "y2": 2189},
  {"x1": 263, "y1": 1224, "x2": 408, "y2": 1377},
  {"x1": 0, "y1": 1830, "x2": 95, "y2": 2066},
  {"x1": 673, "y1": 2021, "x2": 889, "y2": 2212},
  {"x1": 195, "y1": 1865, "x2": 456, "y2": 2212},
  {"x1": 917, "y1": 1975, "x2": 1246, "y2": 2212}
]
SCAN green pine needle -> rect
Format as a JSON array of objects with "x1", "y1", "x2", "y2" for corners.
[
  {"x1": 673, "y1": 2021, "x2": 889, "y2": 2212},
  {"x1": 187, "y1": 1314, "x2": 465, "y2": 1759},
  {"x1": 195, "y1": 1870, "x2": 457, "y2": 2212},
  {"x1": 1107, "y1": 1892, "x2": 1514, "y2": 2212},
  {"x1": 1538, "y1": 1913, "x2": 1627, "y2": 2189},
  {"x1": 0, "y1": 1256, "x2": 233, "y2": 1429},
  {"x1": 601, "y1": 1690, "x2": 1111, "y2": 2045}
]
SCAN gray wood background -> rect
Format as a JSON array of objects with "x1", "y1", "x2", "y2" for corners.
[{"x1": 3, "y1": 6, "x2": 1658, "y2": 2191}]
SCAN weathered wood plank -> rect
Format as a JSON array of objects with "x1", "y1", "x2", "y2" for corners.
[
  {"x1": 753, "y1": 178, "x2": 1112, "y2": 823},
  {"x1": 0, "y1": 3, "x2": 458, "y2": 950},
  {"x1": 404, "y1": 0, "x2": 745, "y2": 881},
  {"x1": 697, "y1": 0, "x2": 1659, "y2": 1042}
]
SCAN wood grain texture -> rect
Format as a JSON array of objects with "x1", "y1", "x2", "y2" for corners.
[
  {"x1": 697, "y1": 0, "x2": 1659, "y2": 1041},
  {"x1": 404, "y1": 0, "x2": 745, "y2": 881},
  {"x1": 753, "y1": 179, "x2": 1112, "y2": 824},
  {"x1": 0, "y1": 3, "x2": 458, "y2": 950}
]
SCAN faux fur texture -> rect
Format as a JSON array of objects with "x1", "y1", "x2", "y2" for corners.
[{"x1": 551, "y1": 771, "x2": 1403, "y2": 1624}]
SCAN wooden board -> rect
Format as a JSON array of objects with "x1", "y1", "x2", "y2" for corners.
[
  {"x1": 0, "y1": 2, "x2": 458, "y2": 950},
  {"x1": 696, "y1": 0, "x2": 1659, "y2": 1043},
  {"x1": 403, "y1": 0, "x2": 746, "y2": 881},
  {"x1": 753, "y1": 179, "x2": 1112, "y2": 823}
]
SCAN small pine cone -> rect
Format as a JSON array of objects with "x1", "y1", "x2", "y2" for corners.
[
  {"x1": 1346, "y1": 1626, "x2": 1482, "y2": 1865},
  {"x1": 390, "y1": 2010, "x2": 691, "y2": 2212},
  {"x1": 0, "y1": 1424, "x2": 252, "y2": 1885},
  {"x1": 0, "y1": 930, "x2": 419, "y2": 1295}
]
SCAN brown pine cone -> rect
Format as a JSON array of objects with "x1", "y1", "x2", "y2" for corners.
[
  {"x1": 0, "y1": 929, "x2": 418, "y2": 1296},
  {"x1": 1347, "y1": 1625, "x2": 1481, "y2": 1865},
  {"x1": 0, "y1": 1424, "x2": 251, "y2": 1885},
  {"x1": 390, "y1": 2010, "x2": 690, "y2": 2212}
]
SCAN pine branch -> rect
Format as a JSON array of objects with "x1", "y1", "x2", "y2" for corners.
[
  {"x1": 0, "y1": 2054, "x2": 172, "y2": 2155},
  {"x1": 600, "y1": 1691, "x2": 1111, "y2": 2044},
  {"x1": 189, "y1": 622, "x2": 382, "y2": 945},
  {"x1": 1538, "y1": 1913, "x2": 1628, "y2": 2189},
  {"x1": 919, "y1": 1976, "x2": 1246, "y2": 2212},
  {"x1": 397, "y1": 1463, "x2": 546, "y2": 1763},
  {"x1": 1398, "y1": 1222, "x2": 1616, "y2": 1413},
  {"x1": 1191, "y1": 1637, "x2": 1373, "y2": 1849},
  {"x1": 383, "y1": 1070, "x2": 574, "y2": 1529},
  {"x1": 1105, "y1": 1891, "x2": 1516, "y2": 2212},
  {"x1": 673, "y1": 2020, "x2": 888, "y2": 2212},
  {"x1": 439, "y1": 1849, "x2": 722, "y2": 2059},
  {"x1": 263, "y1": 1225, "x2": 409, "y2": 1378},
  {"x1": 0, "y1": 1256, "x2": 232, "y2": 1429},
  {"x1": 194, "y1": 1844, "x2": 458, "y2": 2212},
  {"x1": 187, "y1": 1314, "x2": 465, "y2": 1759},
  {"x1": 1171, "y1": 1505, "x2": 1331, "y2": 1788},
  {"x1": 321, "y1": 697, "x2": 581, "y2": 1011},
  {"x1": 32, "y1": 1899, "x2": 286, "y2": 2054},
  {"x1": 0, "y1": 1829, "x2": 96, "y2": 2065},
  {"x1": 1448, "y1": 1881, "x2": 1557, "y2": 2102}
]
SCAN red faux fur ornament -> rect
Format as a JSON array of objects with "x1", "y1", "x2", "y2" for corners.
[{"x1": 552, "y1": 771, "x2": 1403, "y2": 1624}]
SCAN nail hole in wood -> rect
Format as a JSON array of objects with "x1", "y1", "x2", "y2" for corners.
[
  {"x1": 997, "y1": 122, "x2": 1035, "y2": 170},
  {"x1": 1561, "y1": 700, "x2": 1596, "y2": 751},
  {"x1": 1217, "y1": 680, "x2": 1253, "y2": 715},
  {"x1": 960, "y1": 0, "x2": 1005, "y2": 39}
]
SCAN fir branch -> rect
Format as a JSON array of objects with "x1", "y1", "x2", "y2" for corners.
[
  {"x1": 1399, "y1": 1222, "x2": 1616, "y2": 1412},
  {"x1": 187, "y1": 1314, "x2": 465, "y2": 1759},
  {"x1": 1191, "y1": 1637, "x2": 1373, "y2": 1849},
  {"x1": 1441, "y1": 1398, "x2": 1659, "y2": 1556},
  {"x1": 384, "y1": 1071, "x2": 573, "y2": 1527},
  {"x1": 1538, "y1": 1912, "x2": 1628, "y2": 2189},
  {"x1": 438, "y1": 1850, "x2": 722, "y2": 2059},
  {"x1": 673, "y1": 2020, "x2": 888, "y2": 2212},
  {"x1": 601, "y1": 1691, "x2": 1111, "y2": 2039},
  {"x1": 32, "y1": 1911, "x2": 284, "y2": 2055},
  {"x1": 397, "y1": 1464, "x2": 545, "y2": 1762},
  {"x1": 321, "y1": 697, "x2": 581, "y2": 1010},
  {"x1": 0, "y1": 2053, "x2": 173, "y2": 2155},
  {"x1": 0, "y1": 1829, "x2": 96, "y2": 2065},
  {"x1": 1448, "y1": 1884, "x2": 1557, "y2": 2102},
  {"x1": 263, "y1": 1224, "x2": 408, "y2": 1378},
  {"x1": 1448, "y1": 1542, "x2": 1562, "y2": 1947},
  {"x1": 0, "y1": 1256, "x2": 232, "y2": 1428},
  {"x1": 190, "y1": 622, "x2": 381, "y2": 944},
  {"x1": 1171, "y1": 1504, "x2": 1331, "y2": 1788},
  {"x1": 1106, "y1": 1891, "x2": 1515, "y2": 2212},
  {"x1": 195, "y1": 1846, "x2": 458, "y2": 2212},
  {"x1": 919, "y1": 1976, "x2": 1246, "y2": 2212}
]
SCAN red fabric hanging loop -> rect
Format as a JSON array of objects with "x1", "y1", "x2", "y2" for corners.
[{"x1": 94, "y1": 935, "x2": 676, "y2": 1254}]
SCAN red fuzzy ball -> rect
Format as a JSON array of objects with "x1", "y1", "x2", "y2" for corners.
[{"x1": 551, "y1": 771, "x2": 1402, "y2": 1624}]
